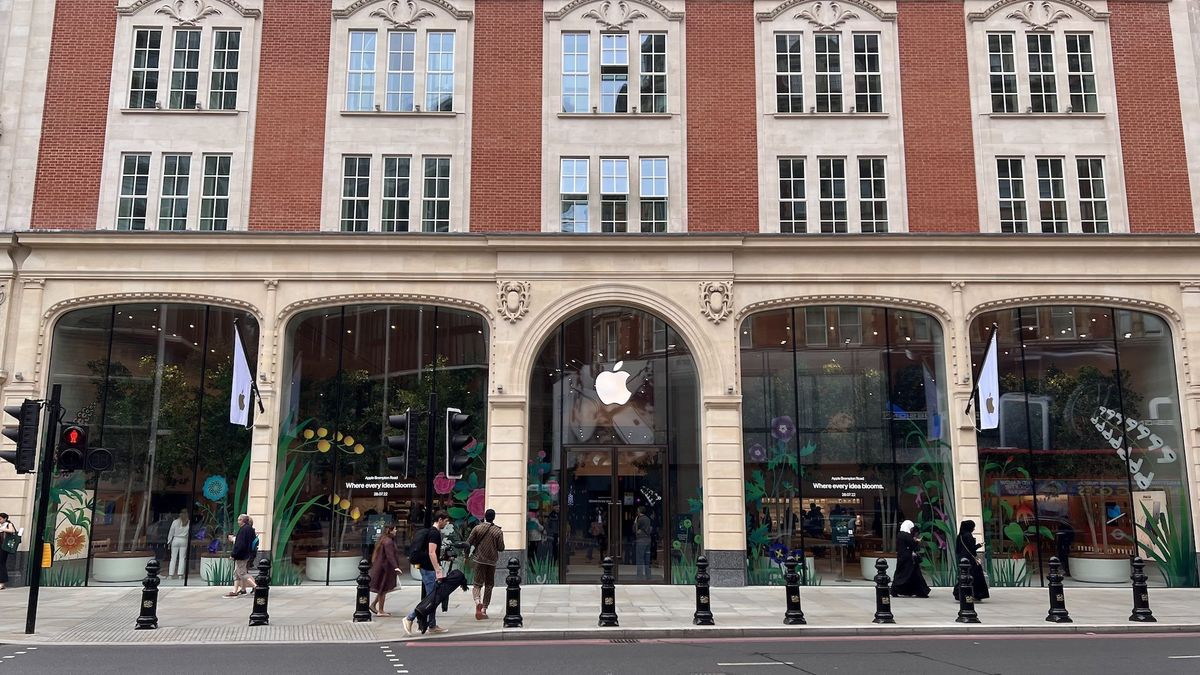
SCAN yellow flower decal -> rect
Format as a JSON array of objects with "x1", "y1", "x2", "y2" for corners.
[
  {"x1": 316, "y1": 427, "x2": 328, "y2": 438},
  {"x1": 56, "y1": 526, "x2": 87, "y2": 557},
  {"x1": 303, "y1": 429, "x2": 315, "y2": 439},
  {"x1": 317, "y1": 439, "x2": 331, "y2": 453},
  {"x1": 339, "y1": 499, "x2": 351, "y2": 510},
  {"x1": 335, "y1": 432, "x2": 344, "y2": 442},
  {"x1": 343, "y1": 435, "x2": 354, "y2": 446},
  {"x1": 331, "y1": 493, "x2": 340, "y2": 504},
  {"x1": 353, "y1": 444, "x2": 365, "y2": 455},
  {"x1": 350, "y1": 507, "x2": 361, "y2": 521}
]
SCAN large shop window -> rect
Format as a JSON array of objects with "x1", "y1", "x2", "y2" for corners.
[
  {"x1": 44, "y1": 304, "x2": 258, "y2": 586},
  {"x1": 527, "y1": 307, "x2": 701, "y2": 585},
  {"x1": 741, "y1": 306, "x2": 954, "y2": 586},
  {"x1": 277, "y1": 305, "x2": 488, "y2": 585},
  {"x1": 971, "y1": 306, "x2": 1196, "y2": 587}
]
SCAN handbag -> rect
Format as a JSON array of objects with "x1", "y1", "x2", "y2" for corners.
[{"x1": 1, "y1": 532, "x2": 20, "y2": 554}]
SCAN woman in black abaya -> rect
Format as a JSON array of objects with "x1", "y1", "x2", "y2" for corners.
[
  {"x1": 891, "y1": 520, "x2": 931, "y2": 598},
  {"x1": 952, "y1": 520, "x2": 990, "y2": 602}
]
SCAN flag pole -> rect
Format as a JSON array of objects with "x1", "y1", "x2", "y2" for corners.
[
  {"x1": 233, "y1": 318, "x2": 266, "y2": 415},
  {"x1": 963, "y1": 322, "x2": 999, "y2": 416}
]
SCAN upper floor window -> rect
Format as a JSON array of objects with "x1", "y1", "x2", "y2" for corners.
[
  {"x1": 561, "y1": 31, "x2": 668, "y2": 113},
  {"x1": 116, "y1": 151, "x2": 236, "y2": 230},
  {"x1": 345, "y1": 29, "x2": 456, "y2": 112},
  {"x1": 337, "y1": 154, "x2": 453, "y2": 232},
  {"x1": 993, "y1": 155, "x2": 1110, "y2": 233},
  {"x1": 777, "y1": 154, "x2": 891, "y2": 233},
  {"x1": 558, "y1": 155, "x2": 670, "y2": 232},
  {"x1": 970, "y1": 1, "x2": 1110, "y2": 115}
]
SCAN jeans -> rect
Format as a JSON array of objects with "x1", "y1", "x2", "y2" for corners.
[
  {"x1": 635, "y1": 540, "x2": 651, "y2": 579},
  {"x1": 407, "y1": 568, "x2": 438, "y2": 628}
]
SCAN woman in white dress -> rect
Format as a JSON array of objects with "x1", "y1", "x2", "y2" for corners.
[{"x1": 167, "y1": 509, "x2": 190, "y2": 579}]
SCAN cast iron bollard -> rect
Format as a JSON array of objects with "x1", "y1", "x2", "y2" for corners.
[
  {"x1": 693, "y1": 555, "x2": 714, "y2": 626},
  {"x1": 955, "y1": 557, "x2": 980, "y2": 623},
  {"x1": 782, "y1": 555, "x2": 806, "y2": 625},
  {"x1": 872, "y1": 558, "x2": 894, "y2": 624},
  {"x1": 353, "y1": 557, "x2": 372, "y2": 623},
  {"x1": 504, "y1": 557, "x2": 524, "y2": 628},
  {"x1": 135, "y1": 559, "x2": 161, "y2": 630},
  {"x1": 248, "y1": 557, "x2": 271, "y2": 627},
  {"x1": 598, "y1": 556, "x2": 619, "y2": 627},
  {"x1": 1128, "y1": 556, "x2": 1157, "y2": 622},
  {"x1": 1045, "y1": 556, "x2": 1072, "y2": 623}
]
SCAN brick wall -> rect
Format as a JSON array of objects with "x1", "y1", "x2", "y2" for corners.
[
  {"x1": 247, "y1": 0, "x2": 330, "y2": 230},
  {"x1": 685, "y1": 0, "x2": 759, "y2": 232},
  {"x1": 29, "y1": 1, "x2": 116, "y2": 230},
  {"x1": 1109, "y1": 1, "x2": 1193, "y2": 232},
  {"x1": 897, "y1": 2, "x2": 978, "y2": 232},
  {"x1": 469, "y1": 0, "x2": 542, "y2": 232}
]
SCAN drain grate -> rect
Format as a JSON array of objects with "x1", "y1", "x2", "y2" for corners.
[{"x1": 609, "y1": 639, "x2": 640, "y2": 644}]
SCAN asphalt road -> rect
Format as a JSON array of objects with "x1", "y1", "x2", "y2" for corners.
[{"x1": 1, "y1": 633, "x2": 1198, "y2": 674}]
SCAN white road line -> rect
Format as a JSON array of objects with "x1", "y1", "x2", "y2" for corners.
[
  {"x1": 14, "y1": 652, "x2": 24, "y2": 655},
  {"x1": 716, "y1": 663, "x2": 794, "y2": 667},
  {"x1": 1167, "y1": 655, "x2": 1200, "y2": 659}
]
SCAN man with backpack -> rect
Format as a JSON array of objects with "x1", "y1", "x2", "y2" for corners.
[
  {"x1": 403, "y1": 511, "x2": 450, "y2": 635},
  {"x1": 466, "y1": 508, "x2": 506, "y2": 620},
  {"x1": 225, "y1": 514, "x2": 257, "y2": 598}
]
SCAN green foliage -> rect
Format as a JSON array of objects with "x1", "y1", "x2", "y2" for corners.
[
  {"x1": 205, "y1": 557, "x2": 235, "y2": 586},
  {"x1": 526, "y1": 554, "x2": 558, "y2": 585},
  {"x1": 271, "y1": 560, "x2": 305, "y2": 586},
  {"x1": 1135, "y1": 503, "x2": 1198, "y2": 587},
  {"x1": 986, "y1": 557, "x2": 1031, "y2": 587},
  {"x1": 43, "y1": 561, "x2": 88, "y2": 587},
  {"x1": 901, "y1": 423, "x2": 958, "y2": 587}
]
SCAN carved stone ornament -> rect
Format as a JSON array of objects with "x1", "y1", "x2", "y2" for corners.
[
  {"x1": 699, "y1": 281, "x2": 733, "y2": 325},
  {"x1": 757, "y1": 0, "x2": 894, "y2": 23},
  {"x1": 154, "y1": 0, "x2": 223, "y2": 25},
  {"x1": 497, "y1": 281, "x2": 531, "y2": 324},
  {"x1": 370, "y1": 0, "x2": 436, "y2": 29},
  {"x1": 582, "y1": 1, "x2": 649, "y2": 29},
  {"x1": 1005, "y1": 1, "x2": 1071, "y2": 31},
  {"x1": 795, "y1": 2, "x2": 859, "y2": 31}
]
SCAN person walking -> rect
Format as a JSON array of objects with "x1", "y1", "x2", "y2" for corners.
[
  {"x1": 890, "y1": 520, "x2": 931, "y2": 598},
  {"x1": 403, "y1": 511, "x2": 449, "y2": 635},
  {"x1": 369, "y1": 525, "x2": 401, "y2": 616},
  {"x1": 634, "y1": 506, "x2": 653, "y2": 580},
  {"x1": 953, "y1": 520, "x2": 990, "y2": 602},
  {"x1": 224, "y1": 514, "x2": 257, "y2": 598},
  {"x1": 466, "y1": 509, "x2": 506, "y2": 620},
  {"x1": 166, "y1": 509, "x2": 190, "y2": 579},
  {"x1": 0, "y1": 513, "x2": 17, "y2": 590}
]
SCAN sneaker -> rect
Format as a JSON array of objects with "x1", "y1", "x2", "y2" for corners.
[
  {"x1": 402, "y1": 617, "x2": 414, "y2": 636},
  {"x1": 428, "y1": 626, "x2": 448, "y2": 634}
]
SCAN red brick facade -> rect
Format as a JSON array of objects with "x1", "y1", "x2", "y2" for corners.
[
  {"x1": 1109, "y1": 1, "x2": 1194, "y2": 233},
  {"x1": 247, "y1": 0, "x2": 330, "y2": 231},
  {"x1": 897, "y1": 2, "x2": 979, "y2": 233},
  {"x1": 684, "y1": 0, "x2": 759, "y2": 233},
  {"x1": 469, "y1": 0, "x2": 543, "y2": 232},
  {"x1": 30, "y1": 1, "x2": 116, "y2": 230}
]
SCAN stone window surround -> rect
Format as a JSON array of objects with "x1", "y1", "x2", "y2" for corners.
[
  {"x1": 987, "y1": 152, "x2": 1114, "y2": 234},
  {"x1": 110, "y1": 149, "x2": 244, "y2": 231},
  {"x1": 556, "y1": 153, "x2": 674, "y2": 233}
]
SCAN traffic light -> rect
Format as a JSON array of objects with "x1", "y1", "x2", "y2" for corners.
[
  {"x1": 57, "y1": 424, "x2": 113, "y2": 473},
  {"x1": 445, "y1": 407, "x2": 474, "y2": 480},
  {"x1": 1, "y1": 400, "x2": 40, "y2": 474},
  {"x1": 386, "y1": 409, "x2": 412, "y2": 475},
  {"x1": 58, "y1": 424, "x2": 87, "y2": 472}
]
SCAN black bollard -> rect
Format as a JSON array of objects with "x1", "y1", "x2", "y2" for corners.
[
  {"x1": 1045, "y1": 557, "x2": 1072, "y2": 623},
  {"x1": 693, "y1": 555, "x2": 714, "y2": 626},
  {"x1": 782, "y1": 555, "x2": 806, "y2": 625},
  {"x1": 1128, "y1": 557, "x2": 1157, "y2": 622},
  {"x1": 872, "y1": 558, "x2": 894, "y2": 624},
  {"x1": 955, "y1": 557, "x2": 980, "y2": 623},
  {"x1": 504, "y1": 557, "x2": 523, "y2": 628},
  {"x1": 248, "y1": 557, "x2": 271, "y2": 627},
  {"x1": 353, "y1": 557, "x2": 372, "y2": 623},
  {"x1": 598, "y1": 556, "x2": 619, "y2": 627},
  {"x1": 135, "y1": 559, "x2": 161, "y2": 630}
]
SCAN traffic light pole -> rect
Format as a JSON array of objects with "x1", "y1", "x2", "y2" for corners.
[
  {"x1": 26, "y1": 384, "x2": 61, "y2": 635},
  {"x1": 423, "y1": 391, "x2": 437, "y2": 529}
]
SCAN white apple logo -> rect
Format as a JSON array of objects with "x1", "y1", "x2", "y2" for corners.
[{"x1": 595, "y1": 361, "x2": 633, "y2": 406}]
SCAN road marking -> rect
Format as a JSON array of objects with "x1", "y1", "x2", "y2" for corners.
[
  {"x1": 1167, "y1": 655, "x2": 1200, "y2": 659},
  {"x1": 716, "y1": 662, "x2": 794, "y2": 667}
]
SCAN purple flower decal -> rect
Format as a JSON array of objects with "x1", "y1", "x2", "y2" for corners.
[
  {"x1": 914, "y1": 490, "x2": 924, "y2": 509},
  {"x1": 193, "y1": 527, "x2": 208, "y2": 541},
  {"x1": 770, "y1": 416, "x2": 796, "y2": 442},
  {"x1": 747, "y1": 443, "x2": 767, "y2": 462},
  {"x1": 208, "y1": 539, "x2": 220, "y2": 554},
  {"x1": 768, "y1": 542, "x2": 789, "y2": 564}
]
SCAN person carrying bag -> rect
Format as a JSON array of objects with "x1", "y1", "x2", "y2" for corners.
[{"x1": 0, "y1": 513, "x2": 19, "y2": 590}]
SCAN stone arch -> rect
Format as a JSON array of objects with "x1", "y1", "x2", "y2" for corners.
[{"x1": 506, "y1": 284, "x2": 725, "y2": 399}]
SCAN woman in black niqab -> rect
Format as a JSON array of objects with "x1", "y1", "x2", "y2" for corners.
[
  {"x1": 952, "y1": 520, "x2": 990, "y2": 601},
  {"x1": 890, "y1": 520, "x2": 931, "y2": 598}
]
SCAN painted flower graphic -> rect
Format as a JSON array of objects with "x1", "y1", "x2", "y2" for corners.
[
  {"x1": 747, "y1": 443, "x2": 767, "y2": 462},
  {"x1": 55, "y1": 526, "x2": 87, "y2": 557},
  {"x1": 208, "y1": 539, "x2": 221, "y2": 554},
  {"x1": 203, "y1": 475, "x2": 228, "y2": 501},
  {"x1": 770, "y1": 416, "x2": 796, "y2": 442},
  {"x1": 193, "y1": 527, "x2": 208, "y2": 541},
  {"x1": 768, "y1": 542, "x2": 790, "y2": 564},
  {"x1": 466, "y1": 488, "x2": 487, "y2": 519},
  {"x1": 433, "y1": 472, "x2": 455, "y2": 495}
]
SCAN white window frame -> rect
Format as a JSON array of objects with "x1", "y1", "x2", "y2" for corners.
[
  {"x1": 424, "y1": 31, "x2": 456, "y2": 112},
  {"x1": 560, "y1": 157, "x2": 591, "y2": 232},
  {"x1": 996, "y1": 156, "x2": 1028, "y2": 233},
  {"x1": 1076, "y1": 156, "x2": 1109, "y2": 233},
  {"x1": 382, "y1": 155, "x2": 412, "y2": 232},
  {"x1": 124, "y1": 20, "x2": 248, "y2": 112},
  {"x1": 129, "y1": 28, "x2": 163, "y2": 109},
  {"x1": 560, "y1": 30, "x2": 670, "y2": 114},
  {"x1": 778, "y1": 157, "x2": 807, "y2": 234},
  {"x1": 340, "y1": 155, "x2": 372, "y2": 232},
  {"x1": 639, "y1": 156, "x2": 669, "y2": 233},
  {"x1": 1035, "y1": 156, "x2": 1068, "y2": 233},
  {"x1": 562, "y1": 32, "x2": 591, "y2": 113},
  {"x1": 342, "y1": 28, "x2": 458, "y2": 113},
  {"x1": 421, "y1": 155, "x2": 452, "y2": 232},
  {"x1": 852, "y1": 33, "x2": 882, "y2": 114},
  {"x1": 168, "y1": 28, "x2": 203, "y2": 110},
  {"x1": 600, "y1": 33, "x2": 630, "y2": 114},
  {"x1": 208, "y1": 29, "x2": 242, "y2": 110},
  {"x1": 117, "y1": 153, "x2": 152, "y2": 230},
  {"x1": 385, "y1": 31, "x2": 417, "y2": 112},
  {"x1": 813, "y1": 33, "x2": 843, "y2": 113},
  {"x1": 199, "y1": 154, "x2": 232, "y2": 231},
  {"x1": 857, "y1": 156, "x2": 888, "y2": 233},
  {"x1": 775, "y1": 32, "x2": 804, "y2": 113},
  {"x1": 1065, "y1": 32, "x2": 1097, "y2": 113},
  {"x1": 1026, "y1": 32, "x2": 1058, "y2": 113},
  {"x1": 639, "y1": 32, "x2": 668, "y2": 113},
  {"x1": 600, "y1": 158, "x2": 630, "y2": 233},
  {"x1": 158, "y1": 153, "x2": 192, "y2": 230},
  {"x1": 817, "y1": 157, "x2": 848, "y2": 233},
  {"x1": 995, "y1": 153, "x2": 1116, "y2": 233},
  {"x1": 988, "y1": 32, "x2": 1019, "y2": 114}
]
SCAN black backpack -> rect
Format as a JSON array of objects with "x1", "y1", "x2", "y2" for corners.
[{"x1": 408, "y1": 528, "x2": 430, "y2": 562}]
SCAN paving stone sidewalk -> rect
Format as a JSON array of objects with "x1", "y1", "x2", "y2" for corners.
[{"x1": 0, "y1": 585, "x2": 1196, "y2": 645}]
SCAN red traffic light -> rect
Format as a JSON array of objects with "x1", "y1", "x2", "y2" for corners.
[{"x1": 61, "y1": 425, "x2": 87, "y2": 449}]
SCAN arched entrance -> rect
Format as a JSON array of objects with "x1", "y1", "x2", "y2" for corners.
[{"x1": 526, "y1": 306, "x2": 702, "y2": 584}]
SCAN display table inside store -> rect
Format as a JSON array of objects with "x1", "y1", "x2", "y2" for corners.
[
  {"x1": 305, "y1": 552, "x2": 362, "y2": 582},
  {"x1": 92, "y1": 550, "x2": 156, "y2": 582}
]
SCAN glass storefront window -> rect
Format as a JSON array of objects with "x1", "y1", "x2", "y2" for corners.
[
  {"x1": 526, "y1": 307, "x2": 702, "y2": 584},
  {"x1": 44, "y1": 304, "x2": 258, "y2": 586},
  {"x1": 740, "y1": 306, "x2": 954, "y2": 586},
  {"x1": 973, "y1": 306, "x2": 1196, "y2": 587},
  {"x1": 276, "y1": 305, "x2": 488, "y2": 585}
]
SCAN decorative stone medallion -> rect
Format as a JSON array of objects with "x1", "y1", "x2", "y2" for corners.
[
  {"x1": 497, "y1": 281, "x2": 531, "y2": 323},
  {"x1": 699, "y1": 281, "x2": 733, "y2": 324}
]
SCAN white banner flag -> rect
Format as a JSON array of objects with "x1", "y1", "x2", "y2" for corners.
[
  {"x1": 230, "y1": 325, "x2": 254, "y2": 427},
  {"x1": 977, "y1": 330, "x2": 1000, "y2": 430}
]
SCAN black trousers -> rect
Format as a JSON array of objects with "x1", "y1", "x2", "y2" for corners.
[{"x1": 0, "y1": 549, "x2": 10, "y2": 584}]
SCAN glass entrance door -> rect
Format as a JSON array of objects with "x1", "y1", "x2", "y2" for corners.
[{"x1": 563, "y1": 447, "x2": 666, "y2": 583}]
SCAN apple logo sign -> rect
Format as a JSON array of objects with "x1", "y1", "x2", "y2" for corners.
[{"x1": 595, "y1": 361, "x2": 633, "y2": 406}]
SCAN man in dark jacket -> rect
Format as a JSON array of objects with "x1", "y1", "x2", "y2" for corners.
[
  {"x1": 467, "y1": 508, "x2": 506, "y2": 620},
  {"x1": 224, "y1": 514, "x2": 257, "y2": 598}
]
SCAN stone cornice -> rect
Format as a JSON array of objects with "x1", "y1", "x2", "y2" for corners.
[
  {"x1": 545, "y1": 0, "x2": 684, "y2": 23},
  {"x1": 757, "y1": 0, "x2": 897, "y2": 23},
  {"x1": 966, "y1": 0, "x2": 1109, "y2": 23},
  {"x1": 117, "y1": 0, "x2": 261, "y2": 19}
]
